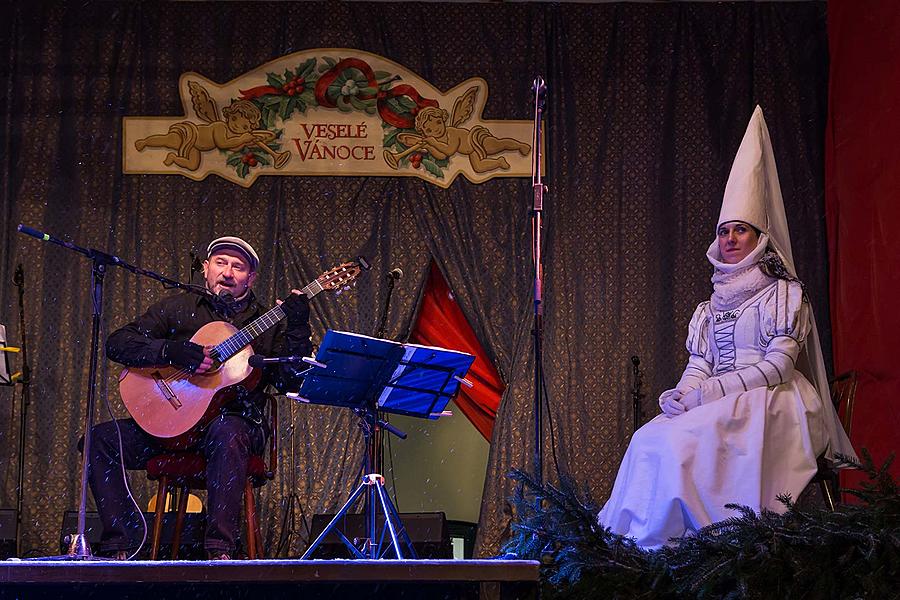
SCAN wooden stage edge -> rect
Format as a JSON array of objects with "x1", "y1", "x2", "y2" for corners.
[
  {"x1": 1, "y1": 558, "x2": 540, "y2": 599},
  {"x1": 1, "y1": 558, "x2": 540, "y2": 584}
]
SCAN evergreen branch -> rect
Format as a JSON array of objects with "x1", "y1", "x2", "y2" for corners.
[{"x1": 502, "y1": 450, "x2": 900, "y2": 599}]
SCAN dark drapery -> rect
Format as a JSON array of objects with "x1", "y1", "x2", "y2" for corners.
[
  {"x1": 825, "y1": 0, "x2": 900, "y2": 488},
  {"x1": 0, "y1": 1, "x2": 830, "y2": 556}
]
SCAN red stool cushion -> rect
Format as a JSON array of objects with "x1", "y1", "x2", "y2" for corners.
[{"x1": 146, "y1": 453, "x2": 269, "y2": 489}]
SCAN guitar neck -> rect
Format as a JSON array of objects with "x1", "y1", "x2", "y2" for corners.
[{"x1": 214, "y1": 278, "x2": 324, "y2": 361}]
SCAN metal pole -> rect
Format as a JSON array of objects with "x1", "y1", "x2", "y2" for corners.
[
  {"x1": 13, "y1": 265, "x2": 30, "y2": 557},
  {"x1": 69, "y1": 261, "x2": 106, "y2": 557},
  {"x1": 531, "y1": 76, "x2": 547, "y2": 486}
]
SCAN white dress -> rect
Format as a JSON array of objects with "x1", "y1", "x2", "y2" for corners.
[{"x1": 598, "y1": 278, "x2": 829, "y2": 549}]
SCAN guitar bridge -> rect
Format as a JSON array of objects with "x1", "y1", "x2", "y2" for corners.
[{"x1": 152, "y1": 371, "x2": 182, "y2": 410}]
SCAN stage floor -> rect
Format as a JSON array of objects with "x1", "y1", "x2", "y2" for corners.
[{"x1": 1, "y1": 558, "x2": 540, "y2": 599}]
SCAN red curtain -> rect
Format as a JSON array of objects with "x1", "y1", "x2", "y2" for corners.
[
  {"x1": 409, "y1": 262, "x2": 505, "y2": 441},
  {"x1": 825, "y1": 0, "x2": 900, "y2": 486}
]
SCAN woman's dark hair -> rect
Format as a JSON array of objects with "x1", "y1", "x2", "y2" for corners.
[{"x1": 759, "y1": 250, "x2": 805, "y2": 290}]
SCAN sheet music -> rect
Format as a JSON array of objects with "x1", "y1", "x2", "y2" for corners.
[
  {"x1": 375, "y1": 342, "x2": 474, "y2": 417},
  {"x1": 328, "y1": 330, "x2": 471, "y2": 356},
  {"x1": 377, "y1": 345, "x2": 417, "y2": 408}
]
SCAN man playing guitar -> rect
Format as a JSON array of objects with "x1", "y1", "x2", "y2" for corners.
[{"x1": 87, "y1": 236, "x2": 312, "y2": 560}]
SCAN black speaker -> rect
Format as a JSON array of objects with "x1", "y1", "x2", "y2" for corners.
[
  {"x1": 59, "y1": 510, "x2": 206, "y2": 559},
  {"x1": 308, "y1": 512, "x2": 451, "y2": 559},
  {"x1": 447, "y1": 520, "x2": 477, "y2": 559},
  {"x1": 0, "y1": 508, "x2": 16, "y2": 559}
]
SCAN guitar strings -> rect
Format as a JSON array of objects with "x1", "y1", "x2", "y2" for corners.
[{"x1": 158, "y1": 277, "x2": 333, "y2": 383}]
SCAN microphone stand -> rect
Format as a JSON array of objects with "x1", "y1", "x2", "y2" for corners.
[
  {"x1": 12, "y1": 265, "x2": 31, "y2": 557},
  {"x1": 531, "y1": 76, "x2": 547, "y2": 487},
  {"x1": 16, "y1": 225, "x2": 211, "y2": 559},
  {"x1": 374, "y1": 272, "x2": 398, "y2": 341},
  {"x1": 631, "y1": 356, "x2": 645, "y2": 433},
  {"x1": 275, "y1": 398, "x2": 309, "y2": 557}
]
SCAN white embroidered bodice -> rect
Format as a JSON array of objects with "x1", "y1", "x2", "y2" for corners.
[{"x1": 676, "y1": 279, "x2": 811, "y2": 403}]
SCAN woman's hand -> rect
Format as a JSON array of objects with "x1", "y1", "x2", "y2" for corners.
[
  {"x1": 659, "y1": 389, "x2": 686, "y2": 418},
  {"x1": 680, "y1": 388, "x2": 702, "y2": 411}
]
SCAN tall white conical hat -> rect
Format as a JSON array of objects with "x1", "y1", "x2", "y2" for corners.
[
  {"x1": 713, "y1": 106, "x2": 856, "y2": 463},
  {"x1": 717, "y1": 106, "x2": 796, "y2": 274}
]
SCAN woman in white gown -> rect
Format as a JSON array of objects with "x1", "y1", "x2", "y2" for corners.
[{"x1": 597, "y1": 107, "x2": 855, "y2": 549}]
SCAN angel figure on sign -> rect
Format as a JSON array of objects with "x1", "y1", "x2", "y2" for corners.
[
  {"x1": 384, "y1": 86, "x2": 531, "y2": 173},
  {"x1": 135, "y1": 81, "x2": 289, "y2": 171}
]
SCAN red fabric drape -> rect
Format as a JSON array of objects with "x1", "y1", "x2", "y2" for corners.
[
  {"x1": 825, "y1": 0, "x2": 900, "y2": 485},
  {"x1": 409, "y1": 262, "x2": 505, "y2": 441}
]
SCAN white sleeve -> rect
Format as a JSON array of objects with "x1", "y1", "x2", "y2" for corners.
[
  {"x1": 673, "y1": 302, "x2": 714, "y2": 393},
  {"x1": 699, "y1": 280, "x2": 811, "y2": 403}
]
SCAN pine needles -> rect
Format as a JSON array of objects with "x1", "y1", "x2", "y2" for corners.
[{"x1": 501, "y1": 450, "x2": 899, "y2": 599}]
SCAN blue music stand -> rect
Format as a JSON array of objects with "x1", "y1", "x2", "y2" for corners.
[{"x1": 295, "y1": 330, "x2": 474, "y2": 560}]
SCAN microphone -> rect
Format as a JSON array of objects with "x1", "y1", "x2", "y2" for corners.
[
  {"x1": 533, "y1": 76, "x2": 547, "y2": 111},
  {"x1": 248, "y1": 354, "x2": 310, "y2": 368},
  {"x1": 190, "y1": 251, "x2": 204, "y2": 276},
  {"x1": 210, "y1": 289, "x2": 237, "y2": 317},
  {"x1": 16, "y1": 224, "x2": 48, "y2": 241},
  {"x1": 386, "y1": 267, "x2": 403, "y2": 281},
  {"x1": 218, "y1": 289, "x2": 235, "y2": 308}
]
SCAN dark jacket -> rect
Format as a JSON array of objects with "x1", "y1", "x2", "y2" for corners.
[{"x1": 106, "y1": 289, "x2": 312, "y2": 433}]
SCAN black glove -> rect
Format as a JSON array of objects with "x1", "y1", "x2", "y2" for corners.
[
  {"x1": 280, "y1": 292, "x2": 310, "y2": 328},
  {"x1": 160, "y1": 340, "x2": 206, "y2": 371}
]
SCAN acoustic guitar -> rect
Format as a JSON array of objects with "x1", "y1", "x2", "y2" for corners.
[{"x1": 118, "y1": 261, "x2": 364, "y2": 447}]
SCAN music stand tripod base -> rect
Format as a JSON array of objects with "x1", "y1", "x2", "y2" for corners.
[{"x1": 302, "y1": 472, "x2": 414, "y2": 560}]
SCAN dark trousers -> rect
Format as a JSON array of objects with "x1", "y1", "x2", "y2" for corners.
[{"x1": 86, "y1": 415, "x2": 264, "y2": 555}]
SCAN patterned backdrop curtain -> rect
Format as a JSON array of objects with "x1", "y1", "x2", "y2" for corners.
[{"x1": 0, "y1": 1, "x2": 829, "y2": 556}]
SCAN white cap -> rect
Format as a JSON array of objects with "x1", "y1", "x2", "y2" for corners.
[
  {"x1": 717, "y1": 106, "x2": 773, "y2": 233},
  {"x1": 207, "y1": 236, "x2": 259, "y2": 271}
]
